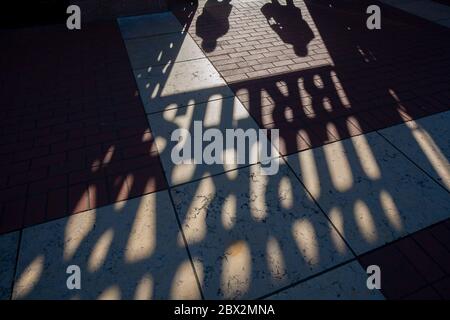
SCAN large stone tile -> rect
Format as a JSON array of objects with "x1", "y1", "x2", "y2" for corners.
[
  {"x1": 124, "y1": 32, "x2": 204, "y2": 69},
  {"x1": 134, "y1": 58, "x2": 234, "y2": 114},
  {"x1": 267, "y1": 261, "x2": 384, "y2": 300},
  {"x1": 286, "y1": 132, "x2": 450, "y2": 254},
  {"x1": 148, "y1": 96, "x2": 280, "y2": 186},
  {"x1": 171, "y1": 163, "x2": 352, "y2": 299},
  {"x1": 12, "y1": 191, "x2": 201, "y2": 300},
  {"x1": 118, "y1": 13, "x2": 183, "y2": 39},
  {"x1": 0, "y1": 232, "x2": 20, "y2": 300},
  {"x1": 379, "y1": 111, "x2": 450, "y2": 191}
]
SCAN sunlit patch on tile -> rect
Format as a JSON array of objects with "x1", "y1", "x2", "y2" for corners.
[
  {"x1": 221, "y1": 240, "x2": 251, "y2": 299},
  {"x1": 88, "y1": 229, "x2": 114, "y2": 272}
]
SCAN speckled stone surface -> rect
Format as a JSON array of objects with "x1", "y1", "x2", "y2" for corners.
[
  {"x1": 286, "y1": 132, "x2": 450, "y2": 255},
  {"x1": 379, "y1": 111, "x2": 450, "y2": 191},
  {"x1": 170, "y1": 162, "x2": 352, "y2": 299},
  {"x1": 0, "y1": 232, "x2": 20, "y2": 300},
  {"x1": 148, "y1": 96, "x2": 279, "y2": 186},
  {"x1": 124, "y1": 32, "x2": 205, "y2": 69},
  {"x1": 267, "y1": 261, "x2": 385, "y2": 300},
  {"x1": 12, "y1": 191, "x2": 201, "y2": 300},
  {"x1": 118, "y1": 13, "x2": 183, "y2": 39},
  {"x1": 134, "y1": 58, "x2": 234, "y2": 114}
]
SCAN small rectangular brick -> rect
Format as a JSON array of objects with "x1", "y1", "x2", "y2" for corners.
[
  {"x1": 229, "y1": 51, "x2": 250, "y2": 58},
  {"x1": 252, "y1": 62, "x2": 275, "y2": 71},
  {"x1": 221, "y1": 67, "x2": 254, "y2": 77},
  {"x1": 308, "y1": 59, "x2": 331, "y2": 67},
  {"x1": 273, "y1": 60, "x2": 294, "y2": 67},
  {"x1": 217, "y1": 63, "x2": 239, "y2": 71},
  {"x1": 288, "y1": 62, "x2": 311, "y2": 71},
  {"x1": 429, "y1": 223, "x2": 450, "y2": 252},
  {"x1": 225, "y1": 74, "x2": 249, "y2": 83},
  {"x1": 0, "y1": 184, "x2": 27, "y2": 203},
  {"x1": 268, "y1": 66, "x2": 291, "y2": 74}
]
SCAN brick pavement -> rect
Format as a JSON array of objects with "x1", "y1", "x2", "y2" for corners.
[
  {"x1": 0, "y1": 22, "x2": 167, "y2": 234},
  {"x1": 173, "y1": 0, "x2": 450, "y2": 156}
]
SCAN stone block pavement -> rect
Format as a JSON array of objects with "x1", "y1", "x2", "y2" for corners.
[{"x1": 0, "y1": 0, "x2": 449, "y2": 300}]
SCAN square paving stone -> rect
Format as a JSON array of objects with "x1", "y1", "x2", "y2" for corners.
[
  {"x1": 12, "y1": 191, "x2": 201, "y2": 300},
  {"x1": 171, "y1": 162, "x2": 352, "y2": 299},
  {"x1": 285, "y1": 132, "x2": 450, "y2": 254}
]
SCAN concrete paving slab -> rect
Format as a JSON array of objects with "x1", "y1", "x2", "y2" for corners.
[
  {"x1": 171, "y1": 162, "x2": 352, "y2": 299},
  {"x1": 148, "y1": 96, "x2": 280, "y2": 186},
  {"x1": 124, "y1": 32, "x2": 205, "y2": 69},
  {"x1": 437, "y1": 18, "x2": 450, "y2": 27},
  {"x1": 12, "y1": 191, "x2": 201, "y2": 300},
  {"x1": 285, "y1": 132, "x2": 450, "y2": 254},
  {"x1": 379, "y1": 111, "x2": 450, "y2": 191},
  {"x1": 134, "y1": 58, "x2": 234, "y2": 114},
  {"x1": 0, "y1": 232, "x2": 20, "y2": 300},
  {"x1": 267, "y1": 261, "x2": 385, "y2": 299}
]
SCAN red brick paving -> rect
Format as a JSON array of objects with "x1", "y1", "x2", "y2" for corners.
[
  {"x1": 0, "y1": 21, "x2": 167, "y2": 234},
  {"x1": 171, "y1": 0, "x2": 450, "y2": 300},
  {"x1": 359, "y1": 219, "x2": 450, "y2": 300}
]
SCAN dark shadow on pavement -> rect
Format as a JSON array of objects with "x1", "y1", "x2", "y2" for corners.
[
  {"x1": 261, "y1": 0, "x2": 314, "y2": 56},
  {"x1": 196, "y1": 0, "x2": 233, "y2": 52}
]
